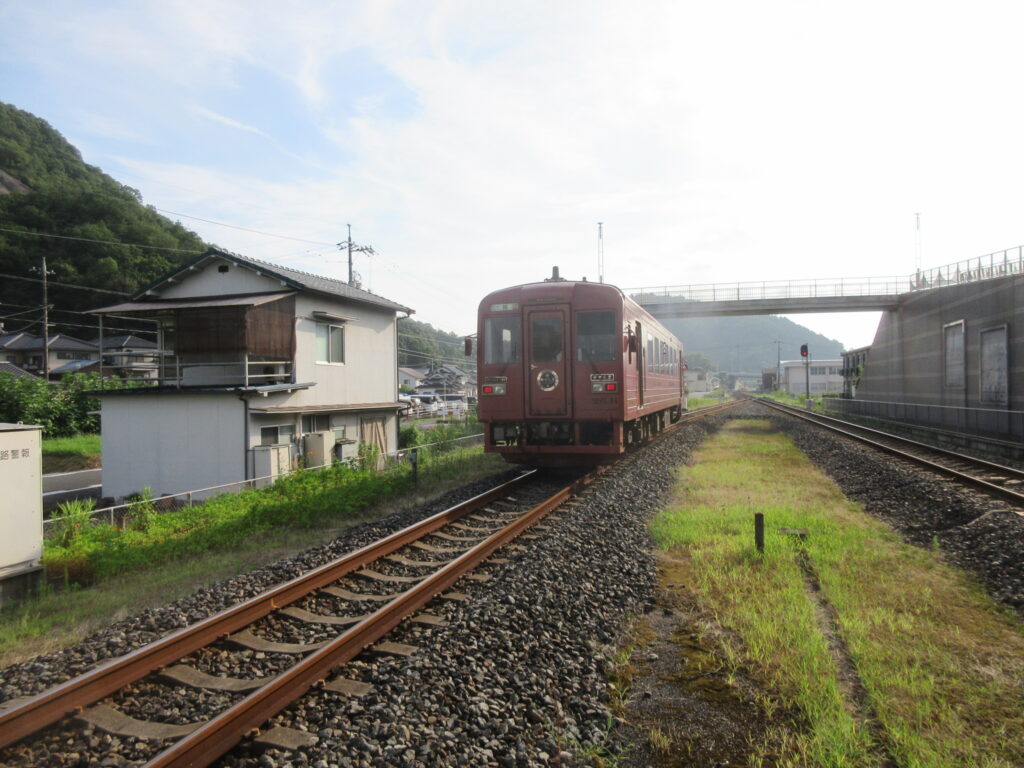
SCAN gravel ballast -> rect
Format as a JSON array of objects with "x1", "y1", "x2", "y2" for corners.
[{"x1": 0, "y1": 419, "x2": 722, "y2": 767}]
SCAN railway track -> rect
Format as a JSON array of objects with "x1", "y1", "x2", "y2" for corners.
[
  {"x1": 0, "y1": 472, "x2": 586, "y2": 767},
  {"x1": 757, "y1": 398, "x2": 1024, "y2": 509},
  {"x1": 0, "y1": 401, "x2": 743, "y2": 768}
]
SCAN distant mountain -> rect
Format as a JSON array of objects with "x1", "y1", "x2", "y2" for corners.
[
  {"x1": 660, "y1": 314, "x2": 846, "y2": 374},
  {"x1": 0, "y1": 102, "x2": 207, "y2": 326}
]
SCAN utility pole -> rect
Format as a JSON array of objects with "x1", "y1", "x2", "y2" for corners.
[
  {"x1": 775, "y1": 339, "x2": 782, "y2": 393},
  {"x1": 33, "y1": 255, "x2": 54, "y2": 379},
  {"x1": 337, "y1": 224, "x2": 376, "y2": 288},
  {"x1": 597, "y1": 222, "x2": 605, "y2": 284}
]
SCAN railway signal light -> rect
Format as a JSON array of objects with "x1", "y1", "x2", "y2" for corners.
[{"x1": 800, "y1": 344, "x2": 808, "y2": 358}]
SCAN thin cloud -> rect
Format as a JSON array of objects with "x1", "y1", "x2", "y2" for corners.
[{"x1": 190, "y1": 105, "x2": 269, "y2": 137}]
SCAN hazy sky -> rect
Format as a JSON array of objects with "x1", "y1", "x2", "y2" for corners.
[{"x1": 3, "y1": 1, "x2": 1023, "y2": 353}]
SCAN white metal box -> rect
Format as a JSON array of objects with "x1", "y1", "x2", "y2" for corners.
[
  {"x1": 253, "y1": 443, "x2": 292, "y2": 488},
  {"x1": 303, "y1": 430, "x2": 334, "y2": 469},
  {"x1": 0, "y1": 424, "x2": 43, "y2": 579}
]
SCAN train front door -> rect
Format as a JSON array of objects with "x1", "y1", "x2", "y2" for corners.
[{"x1": 526, "y1": 308, "x2": 570, "y2": 417}]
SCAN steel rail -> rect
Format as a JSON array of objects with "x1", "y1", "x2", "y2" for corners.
[
  {"x1": 758, "y1": 398, "x2": 1024, "y2": 508},
  {"x1": 0, "y1": 471, "x2": 536, "y2": 750},
  {"x1": 144, "y1": 475, "x2": 586, "y2": 768}
]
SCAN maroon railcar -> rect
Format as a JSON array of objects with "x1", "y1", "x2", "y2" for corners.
[{"x1": 475, "y1": 271, "x2": 686, "y2": 466}]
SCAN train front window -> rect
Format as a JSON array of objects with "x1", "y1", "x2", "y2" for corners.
[
  {"x1": 484, "y1": 316, "x2": 521, "y2": 364},
  {"x1": 531, "y1": 317, "x2": 563, "y2": 362},
  {"x1": 576, "y1": 311, "x2": 616, "y2": 362}
]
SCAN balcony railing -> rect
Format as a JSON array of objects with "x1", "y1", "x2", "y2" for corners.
[{"x1": 155, "y1": 356, "x2": 294, "y2": 388}]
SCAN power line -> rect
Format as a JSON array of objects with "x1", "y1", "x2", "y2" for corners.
[
  {"x1": 0, "y1": 272, "x2": 131, "y2": 296},
  {"x1": 154, "y1": 209, "x2": 335, "y2": 246},
  {"x1": 0, "y1": 227, "x2": 204, "y2": 254}
]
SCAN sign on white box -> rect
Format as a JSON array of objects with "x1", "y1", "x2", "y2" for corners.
[{"x1": 0, "y1": 423, "x2": 43, "y2": 579}]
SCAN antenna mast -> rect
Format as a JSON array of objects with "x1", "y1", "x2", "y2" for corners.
[
  {"x1": 914, "y1": 212, "x2": 922, "y2": 271},
  {"x1": 597, "y1": 222, "x2": 604, "y2": 284}
]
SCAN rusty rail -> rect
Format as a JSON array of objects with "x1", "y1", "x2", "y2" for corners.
[
  {"x1": 758, "y1": 398, "x2": 1024, "y2": 508},
  {"x1": 0, "y1": 471, "x2": 536, "y2": 750},
  {"x1": 145, "y1": 475, "x2": 584, "y2": 768}
]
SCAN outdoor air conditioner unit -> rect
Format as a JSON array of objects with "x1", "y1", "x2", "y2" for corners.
[{"x1": 304, "y1": 430, "x2": 334, "y2": 468}]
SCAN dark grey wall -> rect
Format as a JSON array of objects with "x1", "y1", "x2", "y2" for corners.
[{"x1": 858, "y1": 275, "x2": 1024, "y2": 410}]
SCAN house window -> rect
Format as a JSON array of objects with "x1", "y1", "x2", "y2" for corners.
[
  {"x1": 943, "y1": 321, "x2": 965, "y2": 388},
  {"x1": 261, "y1": 425, "x2": 295, "y2": 445},
  {"x1": 57, "y1": 351, "x2": 91, "y2": 360},
  {"x1": 980, "y1": 326, "x2": 1008, "y2": 405},
  {"x1": 302, "y1": 414, "x2": 332, "y2": 433},
  {"x1": 315, "y1": 322, "x2": 344, "y2": 363}
]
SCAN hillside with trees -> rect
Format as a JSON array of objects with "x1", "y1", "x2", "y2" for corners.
[
  {"x1": 0, "y1": 101, "x2": 207, "y2": 327},
  {"x1": 661, "y1": 314, "x2": 848, "y2": 374},
  {"x1": 398, "y1": 317, "x2": 468, "y2": 369}
]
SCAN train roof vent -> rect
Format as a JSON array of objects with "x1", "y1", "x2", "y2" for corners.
[{"x1": 544, "y1": 266, "x2": 566, "y2": 282}]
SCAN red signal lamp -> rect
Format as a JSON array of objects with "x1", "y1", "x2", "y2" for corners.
[
  {"x1": 605, "y1": 383, "x2": 617, "y2": 392},
  {"x1": 483, "y1": 385, "x2": 494, "y2": 394}
]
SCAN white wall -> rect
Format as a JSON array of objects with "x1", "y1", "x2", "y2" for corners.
[
  {"x1": 780, "y1": 360, "x2": 844, "y2": 395},
  {"x1": 288, "y1": 294, "x2": 398, "y2": 407},
  {"x1": 156, "y1": 257, "x2": 288, "y2": 298},
  {"x1": 100, "y1": 393, "x2": 245, "y2": 500}
]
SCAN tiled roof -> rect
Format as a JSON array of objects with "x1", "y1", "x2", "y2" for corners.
[
  {"x1": 0, "y1": 333, "x2": 97, "y2": 351},
  {"x1": 133, "y1": 247, "x2": 414, "y2": 315},
  {"x1": 0, "y1": 361, "x2": 39, "y2": 380},
  {"x1": 92, "y1": 334, "x2": 159, "y2": 350}
]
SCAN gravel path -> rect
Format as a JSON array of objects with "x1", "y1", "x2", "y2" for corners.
[{"x1": 765, "y1": 405, "x2": 1024, "y2": 611}]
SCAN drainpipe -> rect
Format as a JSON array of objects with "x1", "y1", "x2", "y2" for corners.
[{"x1": 237, "y1": 391, "x2": 250, "y2": 482}]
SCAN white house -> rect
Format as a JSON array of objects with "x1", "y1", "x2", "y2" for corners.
[
  {"x1": 91, "y1": 248, "x2": 413, "y2": 500},
  {"x1": 0, "y1": 332, "x2": 100, "y2": 378},
  {"x1": 398, "y1": 366, "x2": 425, "y2": 390},
  {"x1": 778, "y1": 359, "x2": 843, "y2": 396}
]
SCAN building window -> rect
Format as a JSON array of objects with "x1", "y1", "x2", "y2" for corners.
[
  {"x1": 261, "y1": 424, "x2": 295, "y2": 445},
  {"x1": 315, "y1": 322, "x2": 344, "y2": 363},
  {"x1": 980, "y1": 326, "x2": 1008, "y2": 405},
  {"x1": 302, "y1": 414, "x2": 332, "y2": 433},
  {"x1": 57, "y1": 351, "x2": 91, "y2": 360},
  {"x1": 943, "y1": 321, "x2": 965, "y2": 388}
]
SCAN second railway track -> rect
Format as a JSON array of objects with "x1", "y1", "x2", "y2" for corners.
[{"x1": 757, "y1": 397, "x2": 1024, "y2": 510}]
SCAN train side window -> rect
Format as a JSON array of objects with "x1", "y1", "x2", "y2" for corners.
[
  {"x1": 484, "y1": 316, "x2": 521, "y2": 364},
  {"x1": 531, "y1": 317, "x2": 563, "y2": 362},
  {"x1": 576, "y1": 311, "x2": 616, "y2": 362},
  {"x1": 647, "y1": 335, "x2": 654, "y2": 372}
]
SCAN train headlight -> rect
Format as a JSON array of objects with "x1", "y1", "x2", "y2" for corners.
[{"x1": 591, "y1": 380, "x2": 618, "y2": 393}]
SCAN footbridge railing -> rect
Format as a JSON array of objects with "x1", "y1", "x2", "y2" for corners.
[{"x1": 628, "y1": 244, "x2": 1024, "y2": 306}]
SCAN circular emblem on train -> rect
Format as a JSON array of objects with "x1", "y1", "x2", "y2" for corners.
[{"x1": 537, "y1": 369, "x2": 559, "y2": 391}]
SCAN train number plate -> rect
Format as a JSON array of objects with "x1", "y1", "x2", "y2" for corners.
[{"x1": 590, "y1": 373, "x2": 615, "y2": 382}]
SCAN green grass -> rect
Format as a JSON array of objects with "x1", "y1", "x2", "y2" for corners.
[
  {"x1": 687, "y1": 396, "x2": 724, "y2": 409},
  {"x1": 1, "y1": 448, "x2": 507, "y2": 664},
  {"x1": 653, "y1": 419, "x2": 1024, "y2": 768},
  {"x1": 41, "y1": 433, "x2": 101, "y2": 472},
  {"x1": 44, "y1": 445, "x2": 500, "y2": 584}
]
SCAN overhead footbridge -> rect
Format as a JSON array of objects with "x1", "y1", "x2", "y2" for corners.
[{"x1": 628, "y1": 246, "x2": 1024, "y2": 318}]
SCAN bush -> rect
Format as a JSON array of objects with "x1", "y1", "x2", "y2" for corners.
[
  {"x1": 0, "y1": 371, "x2": 101, "y2": 436},
  {"x1": 50, "y1": 498, "x2": 96, "y2": 548}
]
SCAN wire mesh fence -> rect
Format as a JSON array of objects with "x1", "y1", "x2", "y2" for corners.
[{"x1": 43, "y1": 431, "x2": 485, "y2": 540}]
